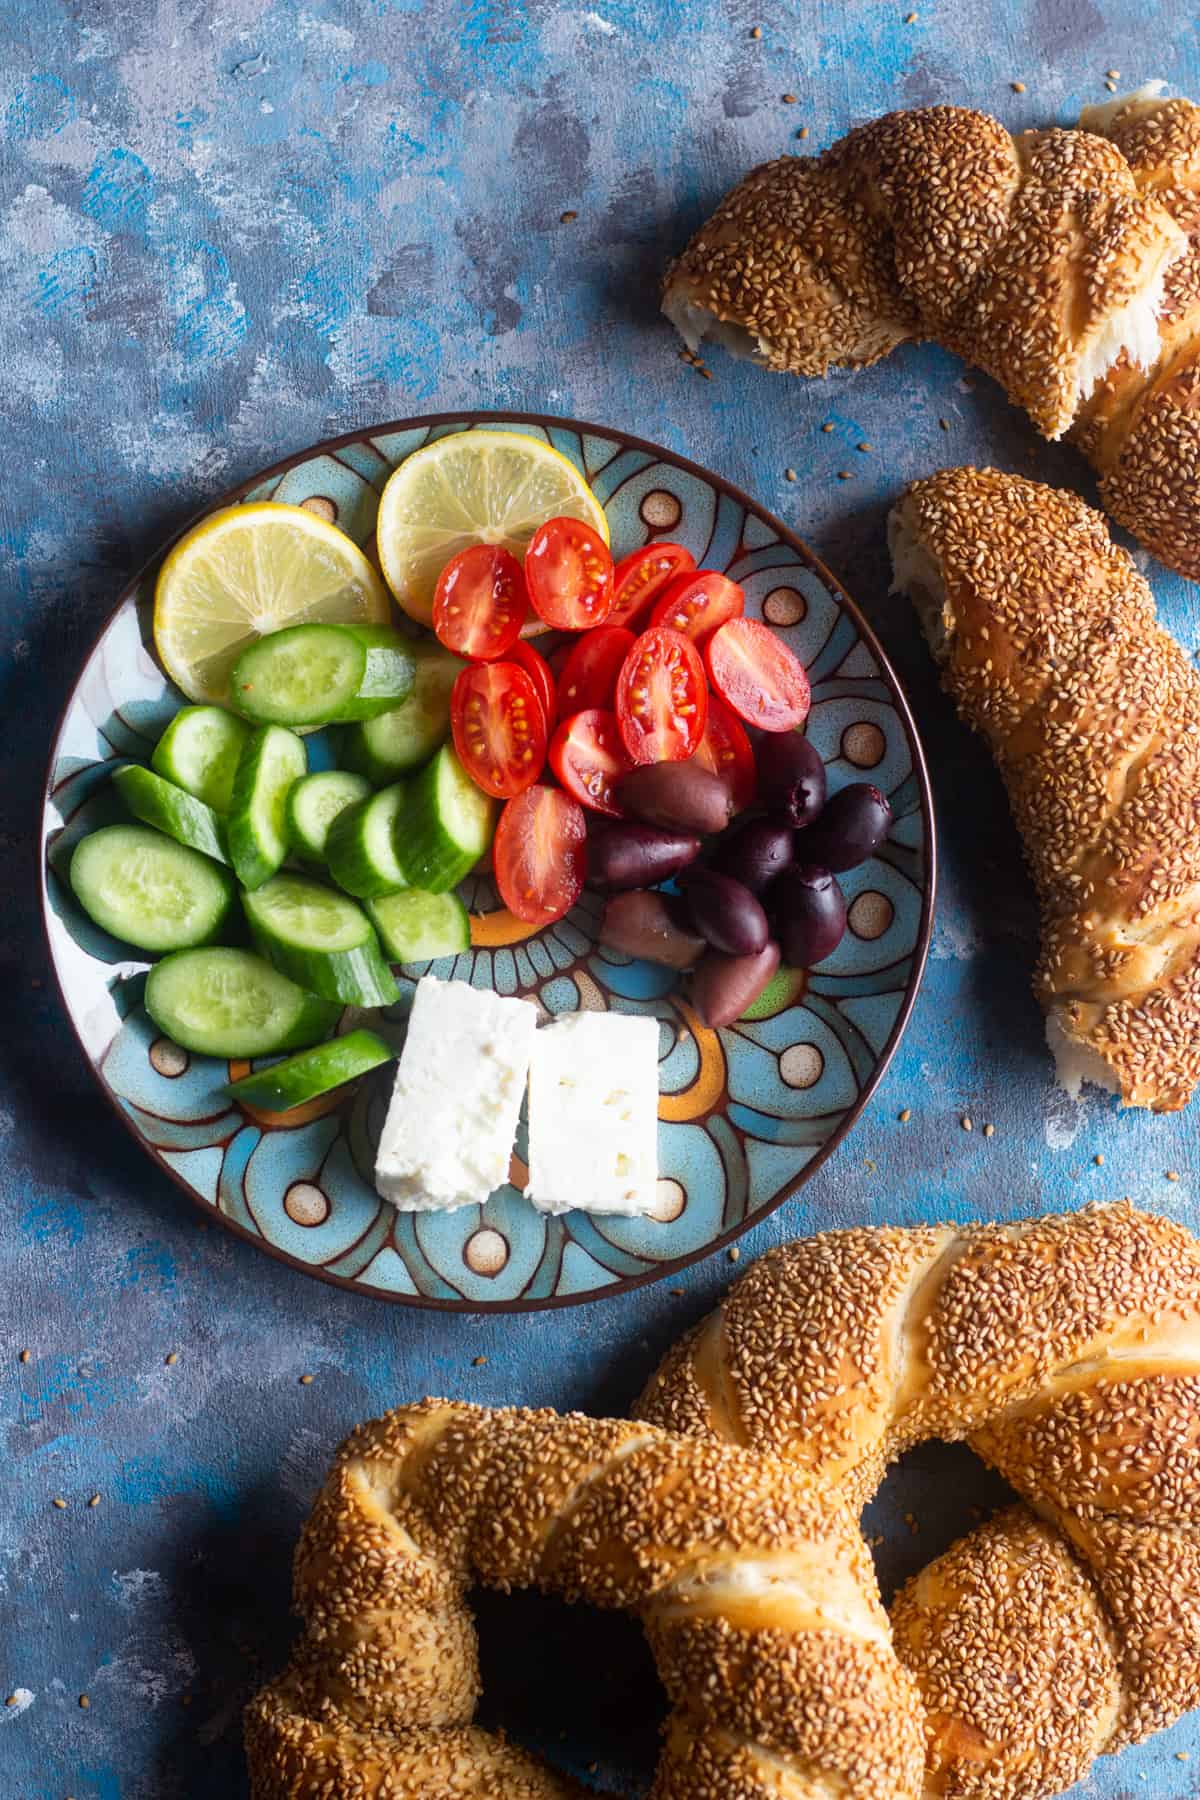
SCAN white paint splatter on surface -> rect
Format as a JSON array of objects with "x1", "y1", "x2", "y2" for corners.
[
  {"x1": 1, "y1": 1689, "x2": 34, "y2": 1719},
  {"x1": 111, "y1": 1568, "x2": 166, "y2": 1612}
]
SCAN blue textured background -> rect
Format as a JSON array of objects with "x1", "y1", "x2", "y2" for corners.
[{"x1": 5, "y1": 3, "x2": 1200, "y2": 1796}]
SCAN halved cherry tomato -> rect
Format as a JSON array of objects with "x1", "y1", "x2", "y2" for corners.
[
  {"x1": 450, "y1": 662, "x2": 547, "y2": 800},
  {"x1": 556, "y1": 625, "x2": 636, "y2": 716},
  {"x1": 650, "y1": 569, "x2": 744, "y2": 643},
  {"x1": 432, "y1": 545, "x2": 528, "y2": 661},
  {"x1": 608, "y1": 542, "x2": 695, "y2": 630},
  {"x1": 615, "y1": 626, "x2": 708, "y2": 764},
  {"x1": 494, "y1": 784, "x2": 587, "y2": 926},
  {"x1": 548, "y1": 708, "x2": 634, "y2": 816},
  {"x1": 704, "y1": 617, "x2": 811, "y2": 732},
  {"x1": 508, "y1": 639, "x2": 557, "y2": 731},
  {"x1": 525, "y1": 518, "x2": 614, "y2": 630},
  {"x1": 693, "y1": 691, "x2": 757, "y2": 812}
]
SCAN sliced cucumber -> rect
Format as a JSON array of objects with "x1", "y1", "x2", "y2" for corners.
[
  {"x1": 151, "y1": 705, "x2": 249, "y2": 812},
  {"x1": 285, "y1": 770, "x2": 371, "y2": 862},
  {"x1": 326, "y1": 782, "x2": 409, "y2": 899},
  {"x1": 395, "y1": 744, "x2": 496, "y2": 893},
  {"x1": 342, "y1": 640, "x2": 463, "y2": 782},
  {"x1": 113, "y1": 764, "x2": 230, "y2": 865},
  {"x1": 230, "y1": 625, "x2": 414, "y2": 728},
  {"x1": 366, "y1": 888, "x2": 471, "y2": 964},
  {"x1": 144, "y1": 947, "x2": 339, "y2": 1058},
  {"x1": 224, "y1": 1028, "x2": 395, "y2": 1111},
  {"x1": 70, "y1": 823, "x2": 236, "y2": 954},
  {"x1": 242, "y1": 873, "x2": 399, "y2": 1007},
  {"x1": 227, "y1": 724, "x2": 307, "y2": 891}
]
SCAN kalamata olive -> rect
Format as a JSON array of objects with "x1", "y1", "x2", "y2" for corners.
[
  {"x1": 767, "y1": 864, "x2": 846, "y2": 966},
  {"x1": 587, "y1": 823, "x2": 701, "y2": 890},
  {"x1": 754, "y1": 732, "x2": 827, "y2": 828},
  {"x1": 692, "y1": 940, "x2": 781, "y2": 1028},
  {"x1": 598, "y1": 890, "x2": 707, "y2": 969},
  {"x1": 713, "y1": 817, "x2": 795, "y2": 894},
  {"x1": 794, "y1": 782, "x2": 892, "y2": 871},
  {"x1": 679, "y1": 867, "x2": 769, "y2": 956},
  {"x1": 615, "y1": 761, "x2": 732, "y2": 835}
]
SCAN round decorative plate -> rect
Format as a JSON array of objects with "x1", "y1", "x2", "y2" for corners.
[{"x1": 41, "y1": 412, "x2": 935, "y2": 1311}]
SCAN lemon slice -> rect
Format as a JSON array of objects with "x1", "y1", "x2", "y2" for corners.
[
  {"x1": 154, "y1": 502, "x2": 392, "y2": 705},
  {"x1": 376, "y1": 429, "x2": 610, "y2": 624}
]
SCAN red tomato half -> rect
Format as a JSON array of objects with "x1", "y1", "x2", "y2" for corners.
[
  {"x1": 693, "y1": 691, "x2": 757, "y2": 812},
  {"x1": 507, "y1": 639, "x2": 557, "y2": 731},
  {"x1": 704, "y1": 617, "x2": 811, "y2": 732},
  {"x1": 450, "y1": 662, "x2": 547, "y2": 799},
  {"x1": 615, "y1": 626, "x2": 709, "y2": 764},
  {"x1": 548, "y1": 708, "x2": 634, "y2": 816},
  {"x1": 432, "y1": 545, "x2": 528, "y2": 661},
  {"x1": 650, "y1": 569, "x2": 744, "y2": 643},
  {"x1": 494, "y1": 785, "x2": 587, "y2": 926},
  {"x1": 608, "y1": 542, "x2": 695, "y2": 630},
  {"x1": 525, "y1": 518, "x2": 614, "y2": 630},
  {"x1": 556, "y1": 625, "x2": 636, "y2": 716}
]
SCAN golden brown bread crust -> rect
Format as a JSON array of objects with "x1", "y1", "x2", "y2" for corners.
[
  {"x1": 246, "y1": 1403, "x2": 925, "y2": 1799},
  {"x1": 637, "y1": 1202, "x2": 1200, "y2": 1798}
]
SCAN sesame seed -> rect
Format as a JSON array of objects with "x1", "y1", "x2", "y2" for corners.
[
  {"x1": 904, "y1": 9, "x2": 917, "y2": 19},
  {"x1": 857, "y1": 441, "x2": 872, "y2": 452},
  {"x1": 78, "y1": 1695, "x2": 89, "y2": 1710},
  {"x1": 473, "y1": 1355, "x2": 488, "y2": 1366},
  {"x1": 938, "y1": 417, "x2": 950, "y2": 430},
  {"x1": 837, "y1": 469, "x2": 851, "y2": 480},
  {"x1": 4, "y1": 1695, "x2": 18, "y2": 1707},
  {"x1": 559, "y1": 210, "x2": 577, "y2": 223},
  {"x1": 1166, "y1": 1170, "x2": 1180, "y2": 1181},
  {"x1": 983, "y1": 1123, "x2": 995, "y2": 1137},
  {"x1": 1011, "y1": 80, "x2": 1026, "y2": 93},
  {"x1": 669, "y1": 1287, "x2": 685, "y2": 1297},
  {"x1": 18, "y1": 1349, "x2": 30, "y2": 1364},
  {"x1": 88, "y1": 1494, "x2": 100, "y2": 1507},
  {"x1": 785, "y1": 467, "x2": 797, "y2": 481},
  {"x1": 728, "y1": 1247, "x2": 741, "y2": 1262},
  {"x1": 797, "y1": 126, "x2": 809, "y2": 139},
  {"x1": 961, "y1": 1115, "x2": 973, "y2": 1131},
  {"x1": 164, "y1": 1352, "x2": 178, "y2": 1366},
  {"x1": 299, "y1": 1374, "x2": 314, "y2": 1386},
  {"x1": 1094, "y1": 1153, "x2": 1104, "y2": 1165},
  {"x1": 52, "y1": 1497, "x2": 67, "y2": 1510},
  {"x1": 750, "y1": 24, "x2": 762, "y2": 37},
  {"x1": 782, "y1": 93, "x2": 797, "y2": 104},
  {"x1": 898, "y1": 1108, "x2": 911, "y2": 1121}
]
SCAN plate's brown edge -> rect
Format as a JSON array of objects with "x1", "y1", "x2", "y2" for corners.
[{"x1": 38, "y1": 407, "x2": 938, "y2": 1316}]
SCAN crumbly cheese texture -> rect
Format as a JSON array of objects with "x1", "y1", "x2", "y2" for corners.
[
  {"x1": 525, "y1": 1010, "x2": 659, "y2": 1217},
  {"x1": 374, "y1": 977, "x2": 537, "y2": 1212}
]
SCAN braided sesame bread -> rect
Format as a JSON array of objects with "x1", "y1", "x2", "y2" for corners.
[
  {"x1": 889, "y1": 465, "x2": 1200, "y2": 1111},
  {"x1": 663, "y1": 93, "x2": 1200, "y2": 576},
  {"x1": 636, "y1": 1201, "x2": 1200, "y2": 1799},
  {"x1": 245, "y1": 1401, "x2": 926, "y2": 1799}
]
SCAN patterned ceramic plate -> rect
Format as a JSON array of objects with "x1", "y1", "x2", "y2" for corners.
[{"x1": 41, "y1": 413, "x2": 935, "y2": 1311}]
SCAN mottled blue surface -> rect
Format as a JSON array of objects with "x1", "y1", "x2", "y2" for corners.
[{"x1": 4, "y1": 3, "x2": 1200, "y2": 1796}]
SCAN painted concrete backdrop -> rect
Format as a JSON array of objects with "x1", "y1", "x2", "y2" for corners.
[{"x1": 5, "y1": 1, "x2": 1200, "y2": 1795}]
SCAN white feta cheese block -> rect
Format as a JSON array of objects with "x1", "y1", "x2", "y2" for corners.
[
  {"x1": 525, "y1": 1010, "x2": 659, "y2": 1217},
  {"x1": 374, "y1": 976, "x2": 537, "y2": 1212}
]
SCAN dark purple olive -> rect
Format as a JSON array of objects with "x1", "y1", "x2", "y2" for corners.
[
  {"x1": 587, "y1": 823, "x2": 701, "y2": 890},
  {"x1": 767, "y1": 864, "x2": 846, "y2": 966},
  {"x1": 615, "y1": 761, "x2": 733, "y2": 835},
  {"x1": 713, "y1": 817, "x2": 795, "y2": 894},
  {"x1": 598, "y1": 890, "x2": 707, "y2": 969},
  {"x1": 692, "y1": 941, "x2": 781, "y2": 1028},
  {"x1": 679, "y1": 867, "x2": 769, "y2": 956},
  {"x1": 754, "y1": 732, "x2": 826, "y2": 828},
  {"x1": 793, "y1": 782, "x2": 892, "y2": 872}
]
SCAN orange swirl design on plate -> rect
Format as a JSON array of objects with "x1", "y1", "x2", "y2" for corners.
[
  {"x1": 470, "y1": 908, "x2": 540, "y2": 947},
  {"x1": 225, "y1": 1060, "x2": 348, "y2": 1130},
  {"x1": 658, "y1": 998, "x2": 727, "y2": 1121}
]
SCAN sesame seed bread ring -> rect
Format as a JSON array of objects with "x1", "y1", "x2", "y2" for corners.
[
  {"x1": 889, "y1": 466, "x2": 1200, "y2": 1111},
  {"x1": 245, "y1": 1401, "x2": 926, "y2": 1798},
  {"x1": 636, "y1": 1201, "x2": 1200, "y2": 1798}
]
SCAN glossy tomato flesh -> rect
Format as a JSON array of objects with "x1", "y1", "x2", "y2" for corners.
[
  {"x1": 432, "y1": 545, "x2": 528, "y2": 660},
  {"x1": 507, "y1": 639, "x2": 557, "y2": 731},
  {"x1": 608, "y1": 541, "x2": 695, "y2": 629},
  {"x1": 450, "y1": 662, "x2": 547, "y2": 800},
  {"x1": 704, "y1": 617, "x2": 811, "y2": 732},
  {"x1": 494, "y1": 784, "x2": 587, "y2": 926},
  {"x1": 556, "y1": 625, "x2": 636, "y2": 715},
  {"x1": 524, "y1": 518, "x2": 614, "y2": 630},
  {"x1": 649, "y1": 568, "x2": 744, "y2": 643},
  {"x1": 548, "y1": 707, "x2": 634, "y2": 816},
  {"x1": 615, "y1": 625, "x2": 708, "y2": 764},
  {"x1": 693, "y1": 691, "x2": 757, "y2": 811}
]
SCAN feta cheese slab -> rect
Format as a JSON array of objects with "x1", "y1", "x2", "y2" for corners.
[
  {"x1": 374, "y1": 976, "x2": 537, "y2": 1212},
  {"x1": 525, "y1": 1010, "x2": 659, "y2": 1217}
]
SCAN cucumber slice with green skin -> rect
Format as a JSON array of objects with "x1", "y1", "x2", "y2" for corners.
[
  {"x1": 285, "y1": 770, "x2": 372, "y2": 862},
  {"x1": 69, "y1": 823, "x2": 236, "y2": 954},
  {"x1": 242, "y1": 873, "x2": 400, "y2": 1006},
  {"x1": 145, "y1": 947, "x2": 340, "y2": 1058},
  {"x1": 227, "y1": 724, "x2": 307, "y2": 891},
  {"x1": 112, "y1": 764, "x2": 230, "y2": 865},
  {"x1": 366, "y1": 889, "x2": 471, "y2": 963},
  {"x1": 230, "y1": 625, "x2": 415, "y2": 728},
  {"x1": 326, "y1": 782, "x2": 409, "y2": 899},
  {"x1": 342, "y1": 640, "x2": 464, "y2": 783},
  {"x1": 395, "y1": 744, "x2": 496, "y2": 893},
  {"x1": 223, "y1": 1027, "x2": 395, "y2": 1111},
  {"x1": 151, "y1": 705, "x2": 250, "y2": 812}
]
